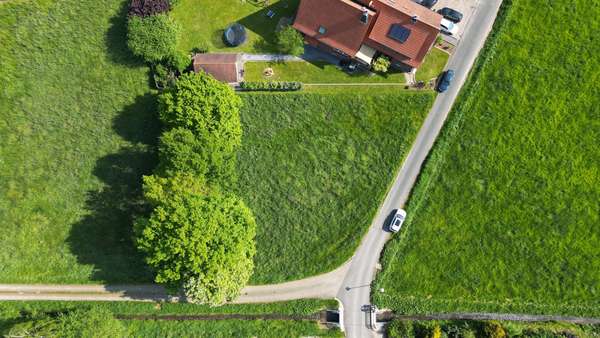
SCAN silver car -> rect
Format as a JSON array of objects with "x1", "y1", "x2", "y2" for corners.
[{"x1": 389, "y1": 209, "x2": 407, "y2": 233}]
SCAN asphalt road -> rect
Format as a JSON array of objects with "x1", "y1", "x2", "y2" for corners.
[{"x1": 336, "y1": 0, "x2": 504, "y2": 336}]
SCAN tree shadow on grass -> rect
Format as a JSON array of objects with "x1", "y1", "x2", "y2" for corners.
[
  {"x1": 238, "y1": 0, "x2": 299, "y2": 52},
  {"x1": 104, "y1": 0, "x2": 144, "y2": 67},
  {"x1": 67, "y1": 94, "x2": 161, "y2": 283}
]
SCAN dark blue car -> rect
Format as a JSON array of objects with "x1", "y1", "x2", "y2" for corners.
[{"x1": 437, "y1": 69, "x2": 455, "y2": 93}]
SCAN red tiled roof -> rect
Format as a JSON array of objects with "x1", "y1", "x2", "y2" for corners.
[
  {"x1": 192, "y1": 53, "x2": 239, "y2": 83},
  {"x1": 365, "y1": 0, "x2": 442, "y2": 67},
  {"x1": 293, "y1": 0, "x2": 442, "y2": 68},
  {"x1": 292, "y1": 0, "x2": 375, "y2": 57}
]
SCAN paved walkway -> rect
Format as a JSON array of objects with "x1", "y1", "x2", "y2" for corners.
[{"x1": 241, "y1": 45, "x2": 342, "y2": 65}]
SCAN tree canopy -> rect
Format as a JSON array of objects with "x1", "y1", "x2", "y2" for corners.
[
  {"x1": 134, "y1": 174, "x2": 256, "y2": 305},
  {"x1": 159, "y1": 72, "x2": 243, "y2": 156},
  {"x1": 127, "y1": 13, "x2": 180, "y2": 63},
  {"x1": 276, "y1": 26, "x2": 305, "y2": 56},
  {"x1": 157, "y1": 127, "x2": 236, "y2": 186}
]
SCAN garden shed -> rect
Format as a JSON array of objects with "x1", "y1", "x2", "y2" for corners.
[{"x1": 192, "y1": 53, "x2": 240, "y2": 83}]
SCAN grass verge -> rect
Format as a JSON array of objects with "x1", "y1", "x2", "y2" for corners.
[
  {"x1": 0, "y1": 300, "x2": 340, "y2": 337},
  {"x1": 415, "y1": 48, "x2": 449, "y2": 83}
]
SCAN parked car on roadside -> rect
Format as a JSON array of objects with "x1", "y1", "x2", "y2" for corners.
[
  {"x1": 437, "y1": 69, "x2": 455, "y2": 93},
  {"x1": 440, "y1": 18, "x2": 459, "y2": 36},
  {"x1": 412, "y1": 0, "x2": 437, "y2": 9},
  {"x1": 438, "y1": 7, "x2": 463, "y2": 23},
  {"x1": 388, "y1": 209, "x2": 406, "y2": 233}
]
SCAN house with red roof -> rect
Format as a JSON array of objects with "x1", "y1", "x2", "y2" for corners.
[{"x1": 292, "y1": 0, "x2": 442, "y2": 70}]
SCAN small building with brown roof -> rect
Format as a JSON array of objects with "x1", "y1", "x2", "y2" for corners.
[
  {"x1": 192, "y1": 53, "x2": 240, "y2": 83},
  {"x1": 292, "y1": 0, "x2": 442, "y2": 70}
]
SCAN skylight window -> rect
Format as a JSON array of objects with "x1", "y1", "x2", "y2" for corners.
[
  {"x1": 388, "y1": 24, "x2": 411, "y2": 43},
  {"x1": 318, "y1": 25, "x2": 327, "y2": 34}
]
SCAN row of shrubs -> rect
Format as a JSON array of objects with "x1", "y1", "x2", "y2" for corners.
[
  {"x1": 387, "y1": 319, "x2": 595, "y2": 338},
  {"x1": 126, "y1": 0, "x2": 189, "y2": 88},
  {"x1": 240, "y1": 81, "x2": 303, "y2": 91},
  {"x1": 125, "y1": 1, "x2": 257, "y2": 307},
  {"x1": 133, "y1": 71, "x2": 257, "y2": 306}
]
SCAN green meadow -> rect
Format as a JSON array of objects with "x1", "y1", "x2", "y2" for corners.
[{"x1": 374, "y1": 0, "x2": 600, "y2": 316}]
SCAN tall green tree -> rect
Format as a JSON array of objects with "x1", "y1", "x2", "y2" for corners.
[
  {"x1": 127, "y1": 13, "x2": 180, "y2": 63},
  {"x1": 134, "y1": 174, "x2": 256, "y2": 305},
  {"x1": 159, "y1": 72, "x2": 243, "y2": 158},
  {"x1": 157, "y1": 127, "x2": 237, "y2": 186}
]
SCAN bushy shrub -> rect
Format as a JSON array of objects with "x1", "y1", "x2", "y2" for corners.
[
  {"x1": 276, "y1": 26, "x2": 305, "y2": 56},
  {"x1": 153, "y1": 63, "x2": 176, "y2": 89},
  {"x1": 159, "y1": 72, "x2": 242, "y2": 155},
  {"x1": 134, "y1": 174, "x2": 256, "y2": 306},
  {"x1": 387, "y1": 320, "x2": 414, "y2": 338},
  {"x1": 157, "y1": 127, "x2": 237, "y2": 186},
  {"x1": 127, "y1": 14, "x2": 180, "y2": 63},
  {"x1": 166, "y1": 50, "x2": 190, "y2": 72},
  {"x1": 483, "y1": 321, "x2": 507, "y2": 338},
  {"x1": 6, "y1": 307, "x2": 124, "y2": 338},
  {"x1": 191, "y1": 40, "x2": 211, "y2": 54},
  {"x1": 372, "y1": 56, "x2": 391, "y2": 73},
  {"x1": 240, "y1": 81, "x2": 302, "y2": 91},
  {"x1": 128, "y1": 0, "x2": 171, "y2": 17}
]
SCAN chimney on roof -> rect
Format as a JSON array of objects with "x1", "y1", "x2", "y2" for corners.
[
  {"x1": 411, "y1": 15, "x2": 418, "y2": 24},
  {"x1": 361, "y1": 7, "x2": 369, "y2": 25}
]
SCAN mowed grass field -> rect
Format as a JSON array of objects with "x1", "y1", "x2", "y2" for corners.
[
  {"x1": 374, "y1": 0, "x2": 600, "y2": 316},
  {"x1": 171, "y1": 0, "x2": 299, "y2": 54},
  {"x1": 237, "y1": 92, "x2": 433, "y2": 283},
  {"x1": 244, "y1": 61, "x2": 407, "y2": 84},
  {"x1": 0, "y1": 0, "x2": 158, "y2": 283}
]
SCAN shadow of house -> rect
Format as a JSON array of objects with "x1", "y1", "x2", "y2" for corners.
[{"x1": 67, "y1": 95, "x2": 161, "y2": 283}]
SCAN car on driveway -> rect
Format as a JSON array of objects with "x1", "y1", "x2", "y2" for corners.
[
  {"x1": 412, "y1": 0, "x2": 438, "y2": 9},
  {"x1": 437, "y1": 69, "x2": 455, "y2": 92},
  {"x1": 438, "y1": 7, "x2": 463, "y2": 23},
  {"x1": 440, "y1": 18, "x2": 459, "y2": 36},
  {"x1": 388, "y1": 209, "x2": 406, "y2": 233}
]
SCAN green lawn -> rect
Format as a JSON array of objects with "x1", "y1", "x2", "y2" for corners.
[
  {"x1": 237, "y1": 92, "x2": 434, "y2": 283},
  {"x1": 415, "y1": 48, "x2": 449, "y2": 82},
  {"x1": 244, "y1": 61, "x2": 407, "y2": 83},
  {"x1": 374, "y1": 0, "x2": 600, "y2": 317},
  {"x1": 171, "y1": 0, "x2": 299, "y2": 54},
  {"x1": 0, "y1": 0, "x2": 158, "y2": 283},
  {"x1": 0, "y1": 300, "x2": 341, "y2": 337}
]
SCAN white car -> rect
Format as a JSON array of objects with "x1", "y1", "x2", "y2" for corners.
[
  {"x1": 388, "y1": 209, "x2": 407, "y2": 233},
  {"x1": 440, "y1": 18, "x2": 459, "y2": 36}
]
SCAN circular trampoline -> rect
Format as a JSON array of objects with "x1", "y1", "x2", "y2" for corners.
[{"x1": 224, "y1": 23, "x2": 247, "y2": 47}]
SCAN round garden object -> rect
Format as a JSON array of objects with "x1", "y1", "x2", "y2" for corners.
[{"x1": 224, "y1": 23, "x2": 247, "y2": 47}]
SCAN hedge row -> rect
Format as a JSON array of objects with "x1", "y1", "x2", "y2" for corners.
[
  {"x1": 128, "y1": 0, "x2": 171, "y2": 17},
  {"x1": 240, "y1": 81, "x2": 303, "y2": 91}
]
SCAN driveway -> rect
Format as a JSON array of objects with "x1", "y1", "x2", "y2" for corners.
[{"x1": 433, "y1": 0, "x2": 481, "y2": 42}]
